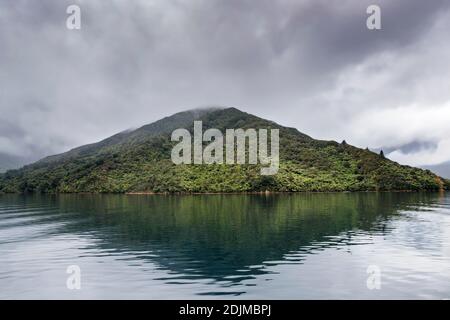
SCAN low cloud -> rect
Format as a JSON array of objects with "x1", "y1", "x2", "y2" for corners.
[
  {"x1": 1, "y1": 0, "x2": 450, "y2": 167},
  {"x1": 389, "y1": 139, "x2": 450, "y2": 167}
]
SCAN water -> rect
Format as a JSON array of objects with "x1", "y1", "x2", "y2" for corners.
[{"x1": 0, "y1": 192, "x2": 450, "y2": 299}]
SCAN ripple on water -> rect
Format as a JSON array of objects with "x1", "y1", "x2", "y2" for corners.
[{"x1": 0, "y1": 193, "x2": 450, "y2": 299}]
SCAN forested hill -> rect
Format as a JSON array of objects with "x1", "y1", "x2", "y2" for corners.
[{"x1": 0, "y1": 107, "x2": 449, "y2": 193}]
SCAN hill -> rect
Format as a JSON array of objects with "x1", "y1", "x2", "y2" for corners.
[{"x1": 0, "y1": 107, "x2": 449, "y2": 193}]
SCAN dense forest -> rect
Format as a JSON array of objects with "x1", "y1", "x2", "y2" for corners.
[{"x1": 0, "y1": 108, "x2": 449, "y2": 193}]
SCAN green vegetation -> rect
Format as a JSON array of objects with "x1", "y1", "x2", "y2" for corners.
[{"x1": 0, "y1": 108, "x2": 448, "y2": 193}]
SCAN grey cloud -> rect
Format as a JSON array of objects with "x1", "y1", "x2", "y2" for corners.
[
  {"x1": 1, "y1": 0, "x2": 450, "y2": 167},
  {"x1": 383, "y1": 141, "x2": 438, "y2": 155}
]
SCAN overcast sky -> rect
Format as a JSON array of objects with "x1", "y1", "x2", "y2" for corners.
[{"x1": 1, "y1": 0, "x2": 450, "y2": 167}]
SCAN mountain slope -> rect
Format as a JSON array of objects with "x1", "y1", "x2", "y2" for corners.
[{"x1": 0, "y1": 107, "x2": 449, "y2": 193}]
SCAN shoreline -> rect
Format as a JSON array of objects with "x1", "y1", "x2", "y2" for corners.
[{"x1": 0, "y1": 189, "x2": 446, "y2": 196}]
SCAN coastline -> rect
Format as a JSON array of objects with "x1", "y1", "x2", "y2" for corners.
[{"x1": 0, "y1": 189, "x2": 446, "y2": 196}]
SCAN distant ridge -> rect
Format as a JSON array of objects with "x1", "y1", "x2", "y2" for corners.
[
  {"x1": 423, "y1": 161, "x2": 450, "y2": 179},
  {"x1": 1, "y1": 107, "x2": 449, "y2": 193}
]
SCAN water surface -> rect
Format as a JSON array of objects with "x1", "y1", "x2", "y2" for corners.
[{"x1": 1, "y1": 192, "x2": 449, "y2": 299}]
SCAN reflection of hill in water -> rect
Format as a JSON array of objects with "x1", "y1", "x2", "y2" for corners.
[{"x1": 9, "y1": 193, "x2": 443, "y2": 283}]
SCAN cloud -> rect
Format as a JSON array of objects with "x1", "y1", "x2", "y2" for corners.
[
  {"x1": 1, "y1": 0, "x2": 450, "y2": 167},
  {"x1": 389, "y1": 139, "x2": 450, "y2": 167}
]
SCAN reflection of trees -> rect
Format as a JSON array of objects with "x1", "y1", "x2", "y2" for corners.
[{"x1": 4, "y1": 192, "x2": 441, "y2": 282}]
